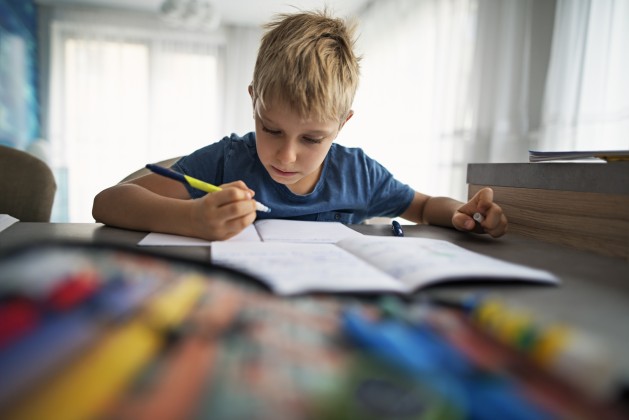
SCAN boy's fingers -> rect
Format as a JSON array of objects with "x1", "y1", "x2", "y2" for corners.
[
  {"x1": 454, "y1": 199, "x2": 507, "y2": 237},
  {"x1": 477, "y1": 205, "x2": 508, "y2": 237},
  {"x1": 220, "y1": 180, "x2": 255, "y2": 196},
  {"x1": 195, "y1": 196, "x2": 257, "y2": 240},
  {"x1": 222, "y1": 211, "x2": 257, "y2": 237},
  {"x1": 474, "y1": 187, "x2": 494, "y2": 213},
  {"x1": 217, "y1": 201, "x2": 258, "y2": 239},
  {"x1": 484, "y1": 213, "x2": 508, "y2": 237},
  {"x1": 207, "y1": 193, "x2": 257, "y2": 224},
  {"x1": 452, "y1": 212, "x2": 477, "y2": 232},
  {"x1": 206, "y1": 187, "x2": 253, "y2": 207},
  {"x1": 457, "y1": 187, "x2": 495, "y2": 219},
  {"x1": 220, "y1": 197, "x2": 258, "y2": 220}
]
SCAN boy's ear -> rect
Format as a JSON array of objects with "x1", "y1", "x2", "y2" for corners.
[
  {"x1": 248, "y1": 84, "x2": 253, "y2": 98},
  {"x1": 340, "y1": 110, "x2": 354, "y2": 129}
]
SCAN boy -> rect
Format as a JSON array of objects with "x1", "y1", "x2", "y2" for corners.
[{"x1": 93, "y1": 10, "x2": 507, "y2": 241}]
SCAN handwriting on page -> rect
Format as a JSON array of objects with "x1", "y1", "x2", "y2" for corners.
[
  {"x1": 211, "y1": 242, "x2": 404, "y2": 295},
  {"x1": 339, "y1": 238, "x2": 462, "y2": 278},
  {"x1": 337, "y1": 237, "x2": 557, "y2": 289}
]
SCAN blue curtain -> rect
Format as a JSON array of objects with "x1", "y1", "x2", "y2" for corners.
[{"x1": 0, "y1": 0, "x2": 39, "y2": 150}]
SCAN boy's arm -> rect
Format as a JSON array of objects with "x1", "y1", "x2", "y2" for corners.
[
  {"x1": 399, "y1": 187, "x2": 507, "y2": 237},
  {"x1": 92, "y1": 174, "x2": 258, "y2": 241}
]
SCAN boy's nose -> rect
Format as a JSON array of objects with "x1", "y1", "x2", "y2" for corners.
[{"x1": 276, "y1": 141, "x2": 297, "y2": 163}]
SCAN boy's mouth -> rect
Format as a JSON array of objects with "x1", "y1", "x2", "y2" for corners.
[{"x1": 271, "y1": 166, "x2": 298, "y2": 177}]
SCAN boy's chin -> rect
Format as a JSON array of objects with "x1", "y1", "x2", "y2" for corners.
[
  {"x1": 268, "y1": 173, "x2": 306, "y2": 192},
  {"x1": 270, "y1": 175, "x2": 298, "y2": 185}
]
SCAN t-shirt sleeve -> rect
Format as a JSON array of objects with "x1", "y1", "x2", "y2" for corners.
[
  {"x1": 171, "y1": 138, "x2": 229, "y2": 199},
  {"x1": 362, "y1": 153, "x2": 415, "y2": 218}
]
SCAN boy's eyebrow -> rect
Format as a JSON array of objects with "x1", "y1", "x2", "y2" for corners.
[{"x1": 257, "y1": 111, "x2": 335, "y2": 137}]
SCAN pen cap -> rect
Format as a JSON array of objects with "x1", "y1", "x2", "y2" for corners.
[{"x1": 473, "y1": 213, "x2": 485, "y2": 223}]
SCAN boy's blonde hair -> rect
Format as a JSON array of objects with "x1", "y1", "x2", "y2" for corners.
[{"x1": 251, "y1": 9, "x2": 361, "y2": 123}]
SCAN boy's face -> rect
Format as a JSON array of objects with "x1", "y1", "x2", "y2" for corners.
[{"x1": 253, "y1": 96, "x2": 350, "y2": 195}]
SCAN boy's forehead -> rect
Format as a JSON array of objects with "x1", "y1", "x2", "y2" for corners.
[{"x1": 256, "y1": 97, "x2": 339, "y2": 127}]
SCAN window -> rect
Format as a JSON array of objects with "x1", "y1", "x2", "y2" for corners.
[{"x1": 49, "y1": 24, "x2": 221, "y2": 222}]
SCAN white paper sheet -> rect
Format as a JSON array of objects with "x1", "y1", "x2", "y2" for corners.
[
  {"x1": 253, "y1": 219, "x2": 362, "y2": 243},
  {"x1": 0, "y1": 214, "x2": 19, "y2": 233},
  {"x1": 138, "y1": 220, "x2": 361, "y2": 246},
  {"x1": 138, "y1": 232, "x2": 212, "y2": 246}
]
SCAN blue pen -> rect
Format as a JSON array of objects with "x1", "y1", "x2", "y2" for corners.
[
  {"x1": 391, "y1": 220, "x2": 404, "y2": 237},
  {"x1": 146, "y1": 164, "x2": 271, "y2": 213}
]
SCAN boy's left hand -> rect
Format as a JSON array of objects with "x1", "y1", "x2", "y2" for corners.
[{"x1": 452, "y1": 187, "x2": 507, "y2": 237}]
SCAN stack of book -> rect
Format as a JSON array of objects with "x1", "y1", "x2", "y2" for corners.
[{"x1": 528, "y1": 150, "x2": 629, "y2": 162}]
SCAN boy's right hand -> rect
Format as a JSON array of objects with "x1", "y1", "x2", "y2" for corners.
[{"x1": 191, "y1": 181, "x2": 258, "y2": 241}]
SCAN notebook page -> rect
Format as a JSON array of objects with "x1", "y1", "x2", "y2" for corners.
[
  {"x1": 138, "y1": 224, "x2": 260, "y2": 246},
  {"x1": 337, "y1": 236, "x2": 559, "y2": 290},
  {"x1": 211, "y1": 242, "x2": 404, "y2": 295},
  {"x1": 254, "y1": 219, "x2": 362, "y2": 243}
]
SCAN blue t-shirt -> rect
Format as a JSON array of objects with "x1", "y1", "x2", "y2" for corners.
[{"x1": 172, "y1": 132, "x2": 415, "y2": 224}]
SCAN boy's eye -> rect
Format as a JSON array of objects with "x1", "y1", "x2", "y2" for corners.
[
  {"x1": 303, "y1": 137, "x2": 323, "y2": 144},
  {"x1": 262, "y1": 126, "x2": 281, "y2": 135}
]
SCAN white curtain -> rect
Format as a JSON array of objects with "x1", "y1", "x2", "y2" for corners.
[
  {"x1": 466, "y1": 0, "x2": 539, "y2": 164},
  {"x1": 344, "y1": 0, "x2": 549, "y2": 202},
  {"x1": 221, "y1": 25, "x2": 262, "y2": 136},
  {"x1": 347, "y1": 0, "x2": 625, "y2": 203},
  {"x1": 537, "y1": 0, "x2": 629, "y2": 151},
  {"x1": 343, "y1": 0, "x2": 478, "y2": 202},
  {"x1": 44, "y1": 6, "x2": 229, "y2": 222}
]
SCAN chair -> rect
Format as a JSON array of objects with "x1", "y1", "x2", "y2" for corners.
[
  {"x1": 0, "y1": 145, "x2": 57, "y2": 222},
  {"x1": 119, "y1": 156, "x2": 182, "y2": 183}
]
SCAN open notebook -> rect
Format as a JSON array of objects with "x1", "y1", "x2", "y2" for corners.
[
  {"x1": 211, "y1": 235, "x2": 559, "y2": 296},
  {"x1": 139, "y1": 219, "x2": 558, "y2": 296}
]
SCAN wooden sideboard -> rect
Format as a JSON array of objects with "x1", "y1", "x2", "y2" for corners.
[{"x1": 467, "y1": 162, "x2": 629, "y2": 260}]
